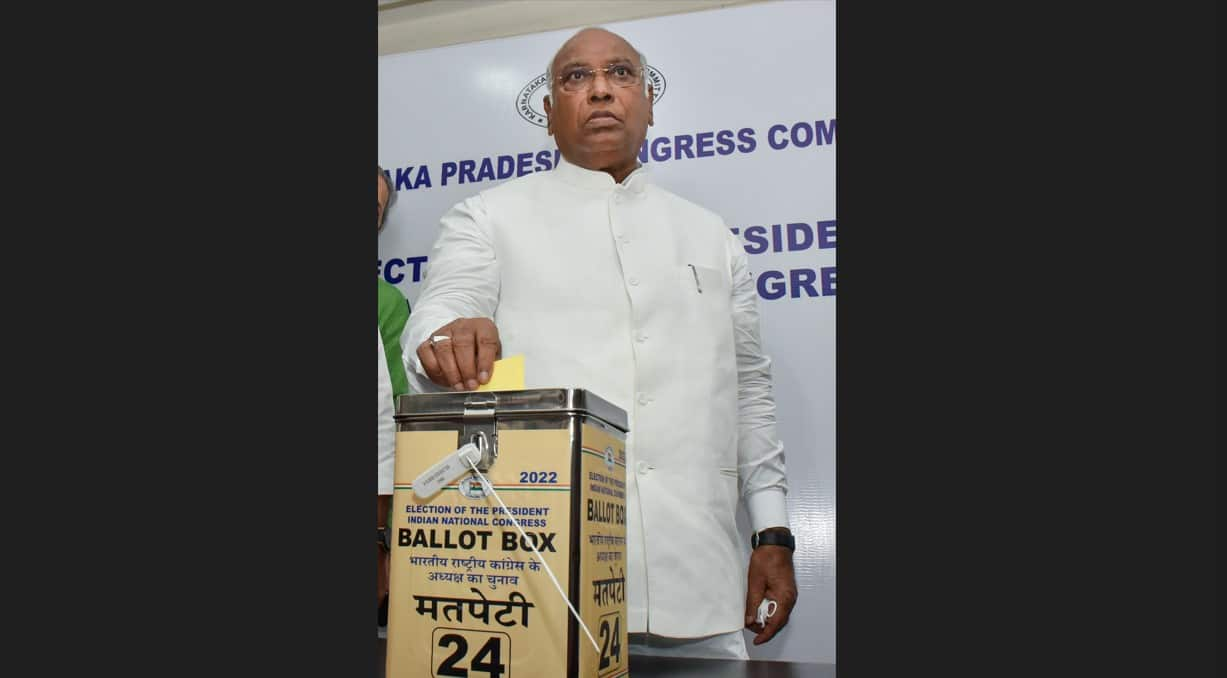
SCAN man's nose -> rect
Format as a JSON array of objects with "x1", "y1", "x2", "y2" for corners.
[{"x1": 588, "y1": 73, "x2": 614, "y2": 101}]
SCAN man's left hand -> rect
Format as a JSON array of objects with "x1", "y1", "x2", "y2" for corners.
[{"x1": 743, "y1": 543, "x2": 798, "y2": 645}]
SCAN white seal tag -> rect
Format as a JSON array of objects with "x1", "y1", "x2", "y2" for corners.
[{"x1": 412, "y1": 442, "x2": 483, "y2": 499}]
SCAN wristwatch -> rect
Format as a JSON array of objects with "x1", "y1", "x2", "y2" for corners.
[
  {"x1": 378, "y1": 526, "x2": 391, "y2": 552},
  {"x1": 751, "y1": 528, "x2": 795, "y2": 552}
]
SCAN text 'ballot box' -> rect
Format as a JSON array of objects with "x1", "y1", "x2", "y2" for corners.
[{"x1": 388, "y1": 389, "x2": 630, "y2": 678}]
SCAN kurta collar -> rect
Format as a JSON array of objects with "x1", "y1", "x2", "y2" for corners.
[{"x1": 553, "y1": 154, "x2": 650, "y2": 194}]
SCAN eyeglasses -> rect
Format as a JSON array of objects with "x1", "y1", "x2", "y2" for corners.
[{"x1": 556, "y1": 63, "x2": 642, "y2": 93}]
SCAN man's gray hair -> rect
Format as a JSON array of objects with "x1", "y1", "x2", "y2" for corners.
[
  {"x1": 545, "y1": 28, "x2": 650, "y2": 98},
  {"x1": 377, "y1": 165, "x2": 396, "y2": 231}
]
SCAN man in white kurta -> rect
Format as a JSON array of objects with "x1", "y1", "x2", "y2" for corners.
[{"x1": 404, "y1": 27, "x2": 797, "y2": 659}]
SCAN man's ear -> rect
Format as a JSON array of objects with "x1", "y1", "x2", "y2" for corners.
[
  {"x1": 646, "y1": 85, "x2": 654, "y2": 127},
  {"x1": 543, "y1": 94, "x2": 554, "y2": 135}
]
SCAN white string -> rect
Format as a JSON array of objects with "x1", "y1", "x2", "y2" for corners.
[{"x1": 462, "y1": 456, "x2": 602, "y2": 654}]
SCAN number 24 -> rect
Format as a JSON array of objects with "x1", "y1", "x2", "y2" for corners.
[{"x1": 437, "y1": 634, "x2": 504, "y2": 678}]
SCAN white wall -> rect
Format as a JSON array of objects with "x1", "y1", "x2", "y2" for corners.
[{"x1": 379, "y1": 0, "x2": 768, "y2": 56}]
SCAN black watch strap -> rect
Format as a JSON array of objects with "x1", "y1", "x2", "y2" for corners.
[{"x1": 751, "y1": 529, "x2": 795, "y2": 551}]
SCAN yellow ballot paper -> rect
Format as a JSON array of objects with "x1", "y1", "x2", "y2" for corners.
[{"x1": 476, "y1": 354, "x2": 525, "y2": 391}]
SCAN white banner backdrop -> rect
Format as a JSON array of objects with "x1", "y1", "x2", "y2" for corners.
[{"x1": 379, "y1": 0, "x2": 835, "y2": 663}]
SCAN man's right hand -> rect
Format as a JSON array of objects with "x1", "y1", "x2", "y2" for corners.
[{"x1": 416, "y1": 318, "x2": 502, "y2": 391}]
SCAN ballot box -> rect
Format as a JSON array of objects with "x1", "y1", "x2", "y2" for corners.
[{"x1": 387, "y1": 388, "x2": 630, "y2": 678}]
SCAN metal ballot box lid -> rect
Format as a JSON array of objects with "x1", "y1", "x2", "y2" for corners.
[{"x1": 394, "y1": 388, "x2": 628, "y2": 434}]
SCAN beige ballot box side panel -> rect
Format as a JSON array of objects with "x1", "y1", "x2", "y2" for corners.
[
  {"x1": 388, "y1": 428, "x2": 574, "y2": 677},
  {"x1": 577, "y1": 422, "x2": 629, "y2": 678}
]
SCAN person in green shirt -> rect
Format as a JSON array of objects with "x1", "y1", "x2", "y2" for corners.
[
  {"x1": 378, "y1": 168, "x2": 411, "y2": 400},
  {"x1": 377, "y1": 165, "x2": 411, "y2": 633}
]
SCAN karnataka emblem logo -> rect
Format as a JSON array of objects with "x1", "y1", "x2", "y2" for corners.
[
  {"x1": 515, "y1": 65, "x2": 667, "y2": 128},
  {"x1": 604, "y1": 446, "x2": 616, "y2": 471}
]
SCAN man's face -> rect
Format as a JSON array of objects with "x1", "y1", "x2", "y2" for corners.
[
  {"x1": 544, "y1": 29, "x2": 653, "y2": 175},
  {"x1": 377, "y1": 174, "x2": 389, "y2": 230}
]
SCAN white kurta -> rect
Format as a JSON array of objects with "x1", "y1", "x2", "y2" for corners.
[{"x1": 404, "y1": 157, "x2": 790, "y2": 638}]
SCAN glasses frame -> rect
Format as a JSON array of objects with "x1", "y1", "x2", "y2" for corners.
[{"x1": 554, "y1": 63, "x2": 644, "y2": 93}]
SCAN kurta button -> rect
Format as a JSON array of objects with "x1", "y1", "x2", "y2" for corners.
[{"x1": 628, "y1": 277, "x2": 639, "y2": 286}]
